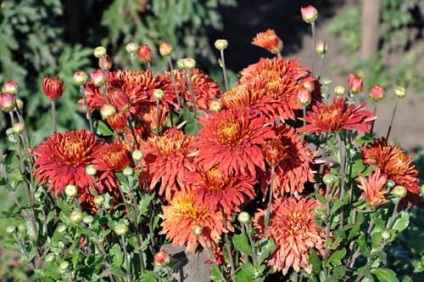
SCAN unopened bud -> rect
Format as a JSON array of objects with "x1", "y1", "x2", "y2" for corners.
[
  {"x1": 126, "y1": 42, "x2": 139, "y2": 54},
  {"x1": 85, "y1": 164, "x2": 97, "y2": 176},
  {"x1": 2, "y1": 81, "x2": 19, "y2": 95},
  {"x1": 315, "y1": 41, "x2": 328, "y2": 55},
  {"x1": 159, "y1": 42, "x2": 173, "y2": 57},
  {"x1": 6, "y1": 226, "x2": 15, "y2": 234},
  {"x1": 99, "y1": 55, "x2": 113, "y2": 71},
  {"x1": 323, "y1": 173, "x2": 338, "y2": 186},
  {"x1": 237, "y1": 212, "x2": 250, "y2": 224},
  {"x1": 154, "y1": 249, "x2": 170, "y2": 267},
  {"x1": 114, "y1": 223, "x2": 129, "y2": 236},
  {"x1": 90, "y1": 69, "x2": 107, "y2": 87},
  {"x1": 132, "y1": 150, "x2": 143, "y2": 162},
  {"x1": 334, "y1": 85, "x2": 346, "y2": 97},
  {"x1": 209, "y1": 99, "x2": 222, "y2": 112},
  {"x1": 12, "y1": 122, "x2": 25, "y2": 135},
  {"x1": 153, "y1": 89, "x2": 165, "y2": 100},
  {"x1": 214, "y1": 39, "x2": 228, "y2": 51},
  {"x1": 93, "y1": 195, "x2": 105, "y2": 207},
  {"x1": 45, "y1": 253, "x2": 55, "y2": 263},
  {"x1": 182, "y1": 58, "x2": 196, "y2": 70},
  {"x1": 192, "y1": 225, "x2": 203, "y2": 236},
  {"x1": 57, "y1": 225, "x2": 67, "y2": 233},
  {"x1": 137, "y1": 44, "x2": 152, "y2": 63},
  {"x1": 301, "y1": 5, "x2": 318, "y2": 23},
  {"x1": 381, "y1": 230, "x2": 391, "y2": 240},
  {"x1": 386, "y1": 180, "x2": 396, "y2": 188},
  {"x1": 321, "y1": 77, "x2": 332, "y2": 86},
  {"x1": 348, "y1": 73, "x2": 363, "y2": 95},
  {"x1": 83, "y1": 215, "x2": 94, "y2": 224},
  {"x1": 15, "y1": 99, "x2": 24, "y2": 111},
  {"x1": 123, "y1": 167, "x2": 133, "y2": 176},
  {"x1": 391, "y1": 185, "x2": 407, "y2": 199},
  {"x1": 100, "y1": 104, "x2": 116, "y2": 120},
  {"x1": 73, "y1": 71, "x2": 88, "y2": 86},
  {"x1": 70, "y1": 210, "x2": 83, "y2": 223},
  {"x1": 59, "y1": 261, "x2": 70, "y2": 272},
  {"x1": 394, "y1": 86, "x2": 406, "y2": 99},
  {"x1": 297, "y1": 87, "x2": 312, "y2": 107},
  {"x1": 302, "y1": 80, "x2": 315, "y2": 92},
  {"x1": 65, "y1": 184, "x2": 78, "y2": 198},
  {"x1": 94, "y1": 46, "x2": 107, "y2": 58},
  {"x1": 0, "y1": 92, "x2": 16, "y2": 112},
  {"x1": 369, "y1": 84, "x2": 385, "y2": 102}
]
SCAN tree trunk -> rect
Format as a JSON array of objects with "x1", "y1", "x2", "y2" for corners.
[{"x1": 360, "y1": 0, "x2": 381, "y2": 60}]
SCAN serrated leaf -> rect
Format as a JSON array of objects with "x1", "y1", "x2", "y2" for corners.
[
  {"x1": 140, "y1": 271, "x2": 160, "y2": 282},
  {"x1": 109, "y1": 266, "x2": 126, "y2": 277},
  {"x1": 308, "y1": 249, "x2": 321, "y2": 274},
  {"x1": 392, "y1": 211, "x2": 409, "y2": 232},
  {"x1": 94, "y1": 120, "x2": 114, "y2": 137},
  {"x1": 233, "y1": 233, "x2": 253, "y2": 256},
  {"x1": 210, "y1": 264, "x2": 224, "y2": 281},
  {"x1": 327, "y1": 248, "x2": 346, "y2": 266},
  {"x1": 110, "y1": 243, "x2": 124, "y2": 267},
  {"x1": 371, "y1": 268, "x2": 399, "y2": 282}
]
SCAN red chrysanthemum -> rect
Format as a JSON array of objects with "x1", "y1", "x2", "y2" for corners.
[
  {"x1": 184, "y1": 164, "x2": 256, "y2": 215},
  {"x1": 253, "y1": 197, "x2": 325, "y2": 275},
  {"x1": 251, "y1": 29, "x2": 283, "y2": 54},
  {"x1": 358, "y1": 168, "x2": 388, "y2": 207},
  {"x1": 160, "y1": 190, "x2": 225, "y2": 252},
  {"x1": 32, "y1": 130, "x2": 116, "y2": 212},
  {"x1": 230, "y1": 57, "x2": 320, "y2": 121},
  {"x1": 300, "y1": 98, "x2": 375, "y2": 134},
  {"x1": 139, "y1": 128, "x2": 196, "y2": 201},
  {"x1": 361, "y1": 138, "x2": 419, "y2": 195},
  {"x1": 195, "y1": 109, "x2": 276, "y2": 177},
  {"x1": 162, "y1": 69, "x2": 222, "y2": 111},
  {"x1": 261, "y1": 125, "x2": 315, "y2": 196}
]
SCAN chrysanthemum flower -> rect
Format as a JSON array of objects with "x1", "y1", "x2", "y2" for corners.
[
  {"x1": 252, "y1": 29, "x2": 283, "y2": 54},
  {"x1": 261, "y1": 125, "x2": 315, "y2": 196},
  {"x1": 358, "y1": 168, "x2": 388, "y2": 207},
  {"x1": 233, "y1": 57, "x2": 320, "y2": 121},
  {"x1": 184, "y1": 164, "x2": 256, "y2": 215},
  {"x1": 139, "y1": 128, "x2": 196, "y2": 201},
  {"x1": 253, "y1": 197, "x2": 325, "y2": 275},
  {"x1": 300, "y1": 98, "x2": 375, "y2": 134},
  {"x1": 195, "y1": 109, "x2": 275, "y2": 177},
  {"x1": 160, "y1": 190, "x2": 225, "y2": 252},
  {"x1": 361, "y1": 138, "x2": 419, "y2": 195},
  {"x1": 162, "y1": 69, "x2": 222, "y2": 111}
]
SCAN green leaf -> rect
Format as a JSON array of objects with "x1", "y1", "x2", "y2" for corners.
[
  {"x1": 393, "y1": 211, "x2": 409, "y2": 232},
  {"x1": 308, "y1": 249, "x2": 321, "y2": 274},
  {"x1": 233, "y1": 233, "x2": 253, "y2": 256},
  {"x1": 235, "y1": 262, "x2": 256, "y2": 282},
  {"x1": 110, "y1": 243, "x2": 124, "y2": 267},
  {"x1": 109, "y1": 266, "x2": 126, "y2": 277},
  {"x1": 140, "y1": 271, "x2": 160, "y2": 282},
  {"x1": 327, "y1": 248, "x2": 346, "y2": 266},
  {"x1": 371, "y1": 268, "x2": 400, "y2": 282},
  {"x1": 210, "y1": 264, "x2": 224, "y2": 281},
  {"x1": 94, "y1": 120, "x2": 114, "y2": 137}
]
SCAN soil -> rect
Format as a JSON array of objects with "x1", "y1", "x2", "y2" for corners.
[{"x1": 213, "y1": 0, "x2": 424, "y2": 155}]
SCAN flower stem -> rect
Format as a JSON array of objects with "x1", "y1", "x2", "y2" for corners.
[
  {"x1": 184, "y1": 70, "x2": 199, "y2": 134},
  {"x1": 243, "y1": 222, "x2": 259, "y2": 267},
  {"x1": 51, "y1": 100, "x2": 57, "y2": 133},
  {"x1": 338, "y1": 132, "x2": 346, "y2": 228},
  {"x1": 386, "y1": 99, "x2": 398, "y2": 140},
  {"x1": 200, "y1": 235, "x2": 228, "y2": 282},
  {"x1": 221, "y1": 208, "x2": 235, "y2": 281},
  {"x1": 264, "y1": 166, "x2": 275, "y2": 236},
  {"x1": 167, "y1": 57, "x2": 182, "y2": 109},
  {"x1": 155, "y1": 98, "x2": 161, "y2": 136},
  {"x1": 220, "y1": 49, "x2": 229, "y2": 91},
  {"x1": 370, "y1": 102, "x2": 378, "y2": 135},
  {"x1": 311, "y1": 22, "x2": 317, "y2": 73},
  {"x1": 121, "y1": 235, "x2": 133, "y2": 282},
  {"x1": 318, "y1": 54, "x2": 326, "y2": 79},
  {"x1": 79, "y1": 86, "x2": 94, "y2": 133}
]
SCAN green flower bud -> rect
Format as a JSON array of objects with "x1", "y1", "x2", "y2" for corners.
[
  {"x1": 93, "y1": 195, "x2": 105, "y2": 207},
  {"x1": 57, "y1": 225, "x2": 67, "y2": 233},
  {"x1": 334, "y1": 85, "x2": 346, "y2": 97},
  {"x1": 65, "y1": 185, "x2": 78, "y2": 198},
  {"x1": 192, "y1": 225, "x2": 203, "y2": 236},
  {"x1": 153, "y1": 89, "x2": 165, "y2": 100},
  {"x1": 59, "y1": 261, "x2": 70, "y2": 272},
  {"x1": 6, "y1": 225, "x2": 15, "y2": 234},
  {"x1": 132, "y1": 150, "x2": 143, "y2": 162},
  {"x1": 83, "y1": 215, "x2": 94, "y2": 224},
  {"x1": 85, "y1": 165, "x2": 97, "y2": 176},
  {"x1": 45, "y1": 253, "x2": 55, "y2": 263},
  {"x1": 214, "y1": 39, "x2": 228, "y2": 51},
  {"x1": 323, "y1": 173, "x2": 338, "y2": 186},
  {"x1": 386, "y1": 180, "x2": 396, "y2": 188},
  {"x1": 237, "y1": 212, "x2": 250, "y2": 224},
  {"x1": 391, "y1": 185, "x2": 407, "y2": 199},
  {"x1": 123, "y1": 166, "x2": 133, "y2": 176},
  {"x1": 381, "y1": 230, "x2": 391, "y2": 240},
  {"x1": 394, "y1": 86, "x2": 406, "y2": 99},
  {"x1": 70, "y1": 210, "x2": 83, "y2": 224},
  {"x1": 114, "y1": 223, "x2": 129, "y2": 236},
  {"x1": 125, "y1": 42, "x2": 139, "y2": 54},
  {"x1": 94, "y1": 46, "x2": 107, "y2": 58}
]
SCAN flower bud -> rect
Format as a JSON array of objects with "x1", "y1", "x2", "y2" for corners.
[
  {"x1": 394, "y1": 86, "x2": 406, "y2": 99},
  {"x1": 315, "y1": 41, "x2": 328, "y2": 55},
  {"x1": 348, "y1": 73, "x2": 363, "y2": 95},
  {"x1": 301, "y1": 5, "x2": 318, "y2": 23},
  {"x1": 334, "y1": 85, "x2": 346, "y2": 97},
  {"x1": 93, "y1": 195, "x2": 105, "y2": 207},
  {"x1": 237, "y1": 211, "x2": 250, "y2": 224},
  {"x1": 34, "y1": 191, "x2": 42, "y2": 199},
  {"x1": 90, "y1": 69, "x2": 107, "y2": 87},
  {"x1": 302, "y1": 80, "x2": 315, "y2": 92},
  {"x1": 381, "y1": 230, "x2": 391, "y2": 240},
  {"x1": 12, "y1": 122, "x2": 25, "y2": 135},
  {"x1": 386, "y1": 180, "x2": 396, "y2": 188},
  {"x1": 45, "y1": 253, "x2": 55, "y2": 263},
  {"x1": 15, "y1": 99, "x2": 24, "y2": 111},
  {"x1": 65, "y1": 185, "x2": 78, "y2": 198},
  {"x1": 69, "y1": 210, "x2": 83, "y2": 223},
  {"x1": 182, "y1": 58, "x2": 196, "y2": 70},
  {"x1": 323, "y1": 173, "x2": 338, "y2": 186},
  {"x1": 123, "y1": 166, "x2": 133, "y2": 176},
  {"x1": 73, "y1": 71, "x2": 88, "y2": 86},
  {"x1": 154, "y1": 249, "x2": 170, "y2": 267},
  {"x1": 159, "y1": 42, "x2": 173, "y2": 57},
  {"x1": 297, "y1": 86, "x2": 312, "y2": 107},
  {"x1": 17, "y1": 224, "x2": 25, "y2": 232},
  {"x1": 208, "y1": 99, "x2": 222, "y2": 112},
  {"x1": 369, "y1": 84, "x2": 385, "y2": 102},
  {"x1": 321, "y1": 77, "x2": 332, "y2": 86},
  {"x1": 6, "y1": 225, "x2": 15, "y2": 234},
  {"x1": 85, "y1": 164, "x2": 97, "y2": 176},
  {"x1": 0, "y1": 92, "x2": 16, "y2": 112},
  {"x1": 6, "y1": 127, "x2": 14, "y2": 137},
  {"x1": 42, "y1": 76, "x2": 65, "y2": 101},
  {"x1": 153, "y1": 89, "x2": 165, "y2": 100},
  {"x1": 107, "y1": 112, "x2": 128, "y2": 132},
  {"x1": 114, "y1": 223, "x2": 129, "y2": 236},
  {"x1": 99, "y1": 55, "x2": 113, "y2": 71},
  {"x1": 94, "y1": 46, "x2": 107, "y2": 58},
  {"x1": 57, "y1": 225, "x2": 67, "y2": 233},
  {"x1": 137, "y1": 44, "x2": 152, "y2": 63},
  {"x1": 59, "y1": 261, "x2": 70, "y2": 272},
  {"x1": 2, "y1": 81, "x2": 19, "y2": 95},
  {"x1": 100, "y1": 104, "x2": 116, "y2": 120},
  {"x1": 252, "y1": 29, "x2": 283, "y2": 54},
  {"x1": 214, "y1": 39, "x2": 228, "y2": 51},
  {"x1": 192, "y1": 225, "x2": 203, "y2": 236},
  {"x1": 391, "y1": 185, "x2": 407, "y2": 199},
  {"x1": 83, "y1": 215, "x2": 94, "y2": 224},
  {"x1": 126, "y1": 42, "x2": 139, "y2": 54},
  {"x1": 177, "y1": 59, "x2": 185, "y2": 70},
  {"x1": 132, "y1": 150, "x2": 143, "y2": 162}
]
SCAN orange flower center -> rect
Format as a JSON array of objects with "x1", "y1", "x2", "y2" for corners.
[
  {"x1": 216, "y1": 118, "x2": 241, "y2": 147},
  {"x1": 103, "y1": 145, "x2": 130, "y2": 170},
  {"x1": 155, "y1": 133, "x2": 190, "y2": 156},
  {"x1": 174, "y1": 192, "x2": 205, "y2": 220},
  {"x1": 203, "y1": 167, "x2": 233, "y2": 191},
  {"x1": 320, "y1": 106, "x2": 341, "y2": 127},
  {"x1": 59, "y1": 135, "x2": 91, "y2": 166}
]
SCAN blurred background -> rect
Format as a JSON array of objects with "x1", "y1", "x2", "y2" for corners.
[{"x1": 1, "y1": 0, "x2": 424, "y2": 280}]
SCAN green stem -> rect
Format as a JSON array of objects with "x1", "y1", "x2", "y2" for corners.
[
  {"x1": 370, "y1": 102, "x2": 378, "y2": 135},
  {"x1": 167, "y1": 57, "x2": 182, "y2": 109},
  {"x1": 200, "y1": 235, "x2": 228, "y2": 282},
  {"x1": 243, "y1": 222, "x2": 259, "y2": 267},
  {"x1": 184, "y1": 70, "x2": 199, "y2": 134},
  {"x1": 51, "y1": 100, "x2": 57, "y2": 133},
  {"x1": 338, "y1": 132, "x2": 347, "y2": 228},
  {"x1": 264, "y1": 166, "x2": 275, "y2": 236},
  {"x1": 79, "y1": 86, "x2": 94, "y2": 133},
  {"x1": 311, "y1": 22, "x2": 317, "y2": 73},
  {"x1": 386, "y1": 99, "x2": 398, "y2": 140},
  {"x1": 221, "y1": 208, "x2": 235, "y2": 281},
  {"x1": 220, "y1": 49, "x2": 229, "y2": 91},
  {"x1": 121, "y1": 235, "x2": 133, "y2": 282}
]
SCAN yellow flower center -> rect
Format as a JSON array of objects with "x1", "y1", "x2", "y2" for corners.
[{"x1": 216, "y1": 118, "x2": 241, "y2": 147}]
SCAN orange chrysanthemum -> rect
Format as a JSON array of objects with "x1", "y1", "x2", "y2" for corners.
[
  {"x1": 184, "y1": 164, "x2": 256, "y2": 215},
  {"x1": 140, "y1": 129, "x2": 196, "y2": 201},
  {"x1": 253, "y1": 197, "x2": 325, "y2": 275},
  {"x1": 33, "y1": 130, "x2": 116, "y2": 212},
  {"x1": 261, "y1": 125, "x2": 315, "y2": 196},
  {"x1": 252, "y1": 29, "x2": 283, "y2": 54},
  {"x1": 195, "y1": 109, "x2": 275, "y2": 177},
  {"x1": 230, "y1": 57, "x2": 320, "y2": 121},
  {"x1": 162, "y1": 69, "x2": 222, "y2": 111},
  {"x1": 361, "y1": 138, "x2": 419, "y2": 195},
  {"x1": 358, "y1": 168, "x2": 388, "y2": 207},
  {"x1": 300, "y1": 98, "x2": 375, "y2": 134},
  {"x1": 160, "y1": 190, "x2": 225, "y2": 252}
]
